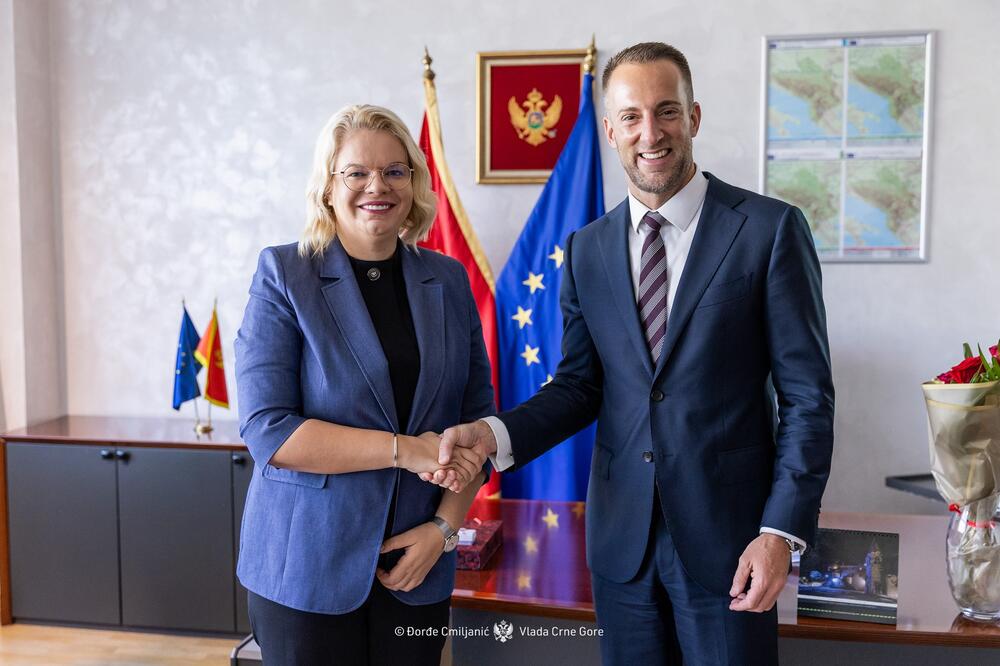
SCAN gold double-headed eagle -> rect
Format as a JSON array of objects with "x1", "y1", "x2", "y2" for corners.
[{"x1": 508, "y1": 88, "x2": 562, "y2": 147}]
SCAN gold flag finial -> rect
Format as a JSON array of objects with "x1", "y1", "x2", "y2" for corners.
[
  {"x1": 584, "y1": 34, "x2": 596, "y2": 75},
  {"x1": 423, "y1": 46, "x2": 435, "y2": 81}
]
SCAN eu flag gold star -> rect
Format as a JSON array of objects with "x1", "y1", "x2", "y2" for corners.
[
  {"x1": 540, "y1": 374, "x2": 553, "y2": 388},
  {"x1": 517, "y1": 571, "x2": 532, "y2": 590},
  {"x1": 524, "y1": 535, "x2": 539, "y2": 554},
  {"x1": 522, "y1": 272, "x2": 545, "y2": 294},
  {"x1": 548, "y1": 245, "x2": 564, "y2": 269},
  {"x1": 521, "y1": 344, "x2": 540, "y2": 366},
  {"x1": 542, "y1": 507, "x2": 560, "y2": 529},
  {"x1": 511, "y1": 306, "x2": 533, "y2": 329},
  {"x1": 572, "y1": 502, "x2": 586, "y2": 519}
]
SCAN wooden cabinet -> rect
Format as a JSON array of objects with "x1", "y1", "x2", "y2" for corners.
[
  {"x1": 6, "y1": 443, "x2": 120, "y2": 624},
  {"x1": 1, "y1": 417, "x2": 249, "y2": 633},
  {"x1": 118, "y1": 447, "x2": 234, "y2": 632}
]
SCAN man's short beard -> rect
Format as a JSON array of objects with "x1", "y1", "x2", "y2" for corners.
[{"x1": 622, "y1": 144, "x2": 693, "y2": 197}]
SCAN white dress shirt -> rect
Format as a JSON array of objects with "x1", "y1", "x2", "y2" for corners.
[{"x1": 482, "y1": 167, "x2": 806, "y2": 552}]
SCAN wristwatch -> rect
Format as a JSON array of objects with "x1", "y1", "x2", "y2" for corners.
[
  {"x1": 432, "y1": 516, "x2": 459, "y2": 553},
  {"x1": 782, "y1": 537, "x2": 804, "y2": 554}
]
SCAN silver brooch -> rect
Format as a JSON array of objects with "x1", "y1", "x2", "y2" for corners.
[{"x1": 367, "y1": 267, "x2": 381, "y2": 281}]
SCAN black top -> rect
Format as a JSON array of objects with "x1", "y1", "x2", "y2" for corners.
[
  {"x1": 348, "y1": 245, "x2": 421, "y2": 431},
  {"x1": 348, "y1": 243, "x2": 421, "y2": 545}
]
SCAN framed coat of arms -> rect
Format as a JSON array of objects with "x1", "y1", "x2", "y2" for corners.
[{"x1": 476, "y1": 48, "x2": 590, "y2": 184}]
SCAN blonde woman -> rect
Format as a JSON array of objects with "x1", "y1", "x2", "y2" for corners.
[{"x1": 235, "y1": 105, "x2": 493, "y2": 665}]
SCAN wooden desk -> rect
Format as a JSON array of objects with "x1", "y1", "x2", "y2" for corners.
[
  {"x1": 455, "y1": 499, "x2": 1000, "y2": 648},
  {"x1": 1, "y1": 415, "x2": 245, "y2": 450}
]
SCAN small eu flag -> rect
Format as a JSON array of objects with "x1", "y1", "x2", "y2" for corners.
[
  {"x1": 496, "y1": 71, "x2": 605, "y2": 501},
  {"x1": 172, "y1": 305, "x2": 202, "y2": 410}
]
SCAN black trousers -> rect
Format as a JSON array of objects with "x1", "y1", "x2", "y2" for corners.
[{"x1": 248, "y1": 582, "x2": 450, "y2": 666}]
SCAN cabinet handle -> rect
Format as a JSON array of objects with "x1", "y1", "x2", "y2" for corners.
[
  {"x1": 232, "y1": 454, "x2": 246, "y2": 465},
  {"x1": 115, "y1": 450, "x2": 130, "y2": 462},
  {"x1": 100, "y1": 449, "x2": 113, "y2": 460}
]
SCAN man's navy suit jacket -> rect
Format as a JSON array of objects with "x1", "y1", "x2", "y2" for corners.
[{"x1": 501, "y1": 173, "x2": 835, "y2": 595}]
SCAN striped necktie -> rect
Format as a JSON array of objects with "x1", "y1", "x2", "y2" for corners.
[{"x1": 638, "y1": 211, "x2": 668, "y2": 363}]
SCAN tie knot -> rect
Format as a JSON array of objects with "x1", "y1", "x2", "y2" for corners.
[{"x1": 642, "y1": 211, "x2": 666, "y2": 232}]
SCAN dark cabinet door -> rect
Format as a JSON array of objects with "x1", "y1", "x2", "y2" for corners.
[
  {"x1": 231, "y1": 451, "x2": 253, "y2": 634},
  {"x1": 6, "y1": 443, "x2": 120, "y2": 624},
  {"x1": 117, "y1": 447, "x2": 235, "y2": 632}
]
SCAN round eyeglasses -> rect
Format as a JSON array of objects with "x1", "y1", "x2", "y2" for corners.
[{"x1": 332, "y1": 162, "x2": 413, "y2": 192}]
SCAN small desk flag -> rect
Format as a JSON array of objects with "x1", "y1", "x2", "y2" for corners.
[
  {"x1": 172, "y1": 305, "x2": 202, "y2": 410},
  {"x1": 194, "y1": 305, "x2": 229, "y2": 408}
]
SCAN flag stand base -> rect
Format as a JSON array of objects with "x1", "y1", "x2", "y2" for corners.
[{"x1": 195, "y1": 423, "x2": 214, "y2": 434}]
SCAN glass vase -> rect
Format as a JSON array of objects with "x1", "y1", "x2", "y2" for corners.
[{"x1": 946, "y1": 493, "x2": 1000, "y2": 622}]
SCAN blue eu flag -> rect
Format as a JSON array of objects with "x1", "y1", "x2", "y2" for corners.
[
  {"x1": 172, "y1": 305, "x2": 202, "y2": 410},
  {"x1": 496, "y1": 72, "x2": 604, "y2": 501}
]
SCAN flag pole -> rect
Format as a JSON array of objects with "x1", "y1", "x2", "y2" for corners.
[
  {"x1": 585, "y1": 34, "x2": 596, "y2": 75},
  {"x1": 195, "y1": 297, "x2": 216, "y2": 435},
  {"x1": 196, "y1": 398, "x2": 214, "y2": 434},
  {"x1": 183, "y1": 295, "x2": 204, "y2": 433}
]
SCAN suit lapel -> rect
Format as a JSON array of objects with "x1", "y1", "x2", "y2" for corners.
[
  {"x1": 401, "y1": 246, "x2": 445, "y2": 434},
  {"x1": 319, "y1": 239, "x2": 399, "y2": 431},
  {"x1": 596, "y1": 199, "x2": 654, "y2": 378},
  {"x1": 653, "y1": 174, "x2": 746, "y2": 382}
]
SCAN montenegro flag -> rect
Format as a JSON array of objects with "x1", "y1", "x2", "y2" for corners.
[
  {"x1": 193, "y1": 304, "x2": 230, "y2": 408},
  {"x1": 419, "y1": 52, "x2": 500, "y2": 500}
]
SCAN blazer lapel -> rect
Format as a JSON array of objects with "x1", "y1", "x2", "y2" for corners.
[
  {"x1": 401, "y1": 246, "x2": 445, "y2": 434},
  {"x1": 653, "y1": 174, "x2": 746, "y2": 382},
  {"x1": 596, "y1": 198, "x2": 654, "y2": 378},
  {"x1": 319, "y1": 239, "x2": 399, "y2": 431}
]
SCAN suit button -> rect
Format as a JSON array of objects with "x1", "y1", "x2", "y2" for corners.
[
  {"x1": 650, "y1": 390, "x2": 664, "y2": 402},
  {"x1": 642, "y1": 451, "x2": 654, "y2": 463}
]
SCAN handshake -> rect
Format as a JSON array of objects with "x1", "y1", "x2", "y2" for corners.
[{"x1": 398, "y1": 421, "x2": 498, "y2": 493}]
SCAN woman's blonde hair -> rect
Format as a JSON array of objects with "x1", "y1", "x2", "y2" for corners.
[{"x1": 300, "y1": 104, "x2": 436, "y2": 258}]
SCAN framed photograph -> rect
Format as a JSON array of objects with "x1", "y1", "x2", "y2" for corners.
[
  {"x1": 760, "y1": 31, "x2": 933, "y2": 262},
  {"x1": 477, "y1": 49, "x2": 589, "y2": 184},
  {"x1": 797, "y1": 528, "x2": 900, "y2": 625}
]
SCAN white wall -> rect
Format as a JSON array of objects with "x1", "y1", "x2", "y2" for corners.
[
  {"x1": 0, "y1": 0, "x2": 26, "y2": 433},
  {"x1": 0, "y1": 0, "x2": 65, "y2": 432},
  {"x1": 7, "y1": 0, "x2": 1000, "y2": 513}
]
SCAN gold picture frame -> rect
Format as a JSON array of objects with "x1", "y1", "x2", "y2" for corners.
[{"x1": 476, "y1": 49, "x2": 589, "y2": 184}]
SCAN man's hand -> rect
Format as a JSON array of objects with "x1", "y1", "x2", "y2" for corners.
[
  {"x1": 417, "y1": 421, "x2": 497, "y2": 493},
  {"x1": 399, "y1": 432, "x2": 480, "y2": 489},
  {"x1": 729, "y1": 533, "x2": 791, "y2": 612}
]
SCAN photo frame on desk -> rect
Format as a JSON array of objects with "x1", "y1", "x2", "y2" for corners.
[
  {"x1": 798, "y1": 527, "x2": 900, "y2": 625},
  {"x1": 476, "y1": 49, "x2": 588, "y2": 184}
]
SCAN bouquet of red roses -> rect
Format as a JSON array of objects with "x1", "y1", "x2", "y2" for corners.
[
  {"x1": 922, "y1": 342, "x2": 1000, "y2": 506},
  {"x1": 923, "y1": 342, "x2": 1000, "y2": 619}
]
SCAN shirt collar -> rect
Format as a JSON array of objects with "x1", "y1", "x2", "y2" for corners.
[{"x1": 627, "y1": 166, "x2": 708, "y2": 234}]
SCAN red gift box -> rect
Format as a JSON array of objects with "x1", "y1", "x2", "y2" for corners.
[{"x1": 456, "y1": 519, "x2": 503, "y2": 570}]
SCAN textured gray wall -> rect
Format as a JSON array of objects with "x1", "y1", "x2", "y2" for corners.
[{"x1": 4, "y1": 0, "x2": 1000, "y2": 515}]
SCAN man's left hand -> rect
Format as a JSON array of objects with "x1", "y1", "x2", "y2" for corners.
[{"x1": 728, "y1": 533, "x2": 791, "y2": 612}]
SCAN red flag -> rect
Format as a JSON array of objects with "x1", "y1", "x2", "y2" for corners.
[
  {"x1": 419, "y1": 56, "x2": 500, "y2": 499},
  {"x1": 193, "y1": 305, "x2": 229, "y2": 408}
]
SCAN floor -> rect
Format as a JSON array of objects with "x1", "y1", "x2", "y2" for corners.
[{"x1": 0, "y1": 623, "x2": 236, "y2": 665}]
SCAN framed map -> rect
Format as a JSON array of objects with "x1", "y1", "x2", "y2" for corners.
[{"x1": 760, "y1": 32, "x2": 933, "y2": 262}]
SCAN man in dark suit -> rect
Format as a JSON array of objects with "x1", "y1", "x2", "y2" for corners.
[{"x1": 432, "y1": 42, "x2": 834, "y2": 665}]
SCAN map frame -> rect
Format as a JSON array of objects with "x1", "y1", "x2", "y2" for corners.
[{"x1": 758, "y1": 31, "x2": 934, "y2": 263}]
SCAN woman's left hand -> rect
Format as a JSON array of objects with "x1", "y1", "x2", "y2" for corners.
[{"x1": 376, "y1": 522, "x2": 445, "y2": 592}]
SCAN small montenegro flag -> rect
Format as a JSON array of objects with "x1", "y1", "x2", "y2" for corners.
[{"x1": 193, "y1": 304, "x2": 229, "y2": 408}]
